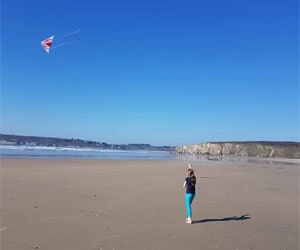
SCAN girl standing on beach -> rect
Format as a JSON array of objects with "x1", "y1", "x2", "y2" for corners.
[{"x1": 183, "y1": 164, "x2": 196, "y2": 224}]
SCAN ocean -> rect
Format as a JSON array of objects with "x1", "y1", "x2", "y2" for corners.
[
  {"x1": 1, "y1": 145, "x2": 299, "y2": 165},
  {"x1": 0, "y1": 145, "x2": 176, "y2": 160}
]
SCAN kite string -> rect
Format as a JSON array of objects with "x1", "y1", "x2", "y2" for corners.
[
  {"x1": 52, "y1": 42, "x2": 75, "y2": 49},
  {"x1": 55, "y1": 29, "x2": 80, "y2": 40},
  {"x1": 103, "y1": 87, "x2": 169, "y2": 147}
]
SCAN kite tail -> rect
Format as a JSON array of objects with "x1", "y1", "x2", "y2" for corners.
[{"x1": 55, "y1": 29, "x2": 80, "y2": 40}]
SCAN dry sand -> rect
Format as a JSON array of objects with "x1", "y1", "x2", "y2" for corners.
[{"x1": 0, "y1": 158, "x2": 299, "y2": 250}]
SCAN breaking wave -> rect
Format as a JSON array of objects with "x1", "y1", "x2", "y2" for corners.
[{"x1": 0, "y1": 145, "x2": 174, "y2": 160}]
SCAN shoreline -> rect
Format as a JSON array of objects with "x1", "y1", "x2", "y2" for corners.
[{"x1": 1, "y1": 155, "x2": 300, "y2": 166}]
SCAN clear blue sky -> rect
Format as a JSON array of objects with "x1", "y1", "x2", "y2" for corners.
[{"x1": 1, "y1": 0, "x2": 299, "y2": 146}]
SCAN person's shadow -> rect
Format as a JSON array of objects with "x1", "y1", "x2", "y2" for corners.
[{"x1": 193, "y1": 214, "x2": 251, "y2": 224}]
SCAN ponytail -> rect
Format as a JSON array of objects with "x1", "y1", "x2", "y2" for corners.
[{"x1": 188, "y1": 169, "x2": 196, "y2": 186}]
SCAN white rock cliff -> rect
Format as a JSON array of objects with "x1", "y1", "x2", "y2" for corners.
[{"x1": 175, "y1": 142, "x2": 300, "y2": 159}]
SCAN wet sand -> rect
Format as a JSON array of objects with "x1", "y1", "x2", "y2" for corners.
[{"x1": 1, "y1": 158, "x2": 299, "y2": 250}]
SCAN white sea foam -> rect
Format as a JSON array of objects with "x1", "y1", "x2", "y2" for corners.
[
  {"x1": 0, "y1": 145, "x2": 121, "y2": 152},
  {"x1": 0, "y1": 145, "x2": 173, "y2": 160}
]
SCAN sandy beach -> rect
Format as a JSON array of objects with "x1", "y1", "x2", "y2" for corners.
[{"x1": 1, "y1": 158, "x2": 299, "y2": 250}]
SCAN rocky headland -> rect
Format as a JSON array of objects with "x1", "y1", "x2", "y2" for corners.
[
  {"x1": 175, "y1": 141, "x2": 300, "y2": 159},
  {"x1": 0, "y1": 134, "x2": 174, "y2": 151}
]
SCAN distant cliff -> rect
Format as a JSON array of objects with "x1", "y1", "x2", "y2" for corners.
[
  {"x1": 175, "y1": 142, "x2": 300, "y2": 159},
  {"x1": 0, "y1": 134, "x2": 174, "y2": 152}
]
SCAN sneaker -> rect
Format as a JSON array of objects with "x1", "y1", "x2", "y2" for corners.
[{"x1": 185, "y1": 219, "x2": 192, "y2": 224}]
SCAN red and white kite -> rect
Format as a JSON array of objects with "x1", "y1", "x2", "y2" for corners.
[
  {"x1": 41, "y1": 35, "x2": 54, "y2": 53},
  {"x1": 41, "y1": 29, "x2": 80, "y2": 54}
]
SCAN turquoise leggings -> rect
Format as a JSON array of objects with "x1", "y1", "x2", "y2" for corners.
[{"x1": 185, "y1": 193, "x2": 195, "y2": 218}]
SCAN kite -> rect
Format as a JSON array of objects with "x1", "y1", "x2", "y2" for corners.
[
  {"x1": 41, "y1": 36, "x2": 54, "y2": 53},
  {"x1": 41, "y1": 29, "x2": 80, "y2": 54}
]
